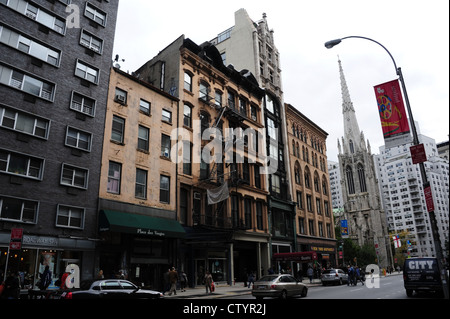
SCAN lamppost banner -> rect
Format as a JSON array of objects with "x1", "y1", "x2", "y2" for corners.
[{"x1": 374, "y1": 79, "x2": 410, "y2": 139}]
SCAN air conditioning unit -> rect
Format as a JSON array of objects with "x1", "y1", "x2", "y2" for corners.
[{"x1": 115, "y1": 95, "x2": 125, "y2": 103}]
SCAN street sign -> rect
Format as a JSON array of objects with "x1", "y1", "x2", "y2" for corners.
[
  {"x1": 9, "y1": 228, "x2": 23, "y2": 250},
  {"x1": 410, "y1": 144, "x2": 427, "y2": 164}
]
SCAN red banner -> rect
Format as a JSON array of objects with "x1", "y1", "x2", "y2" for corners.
[{"x1": 374, "y1": 79, "x2": 410, "y2": 139}]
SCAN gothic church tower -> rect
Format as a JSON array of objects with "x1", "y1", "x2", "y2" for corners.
[{"x1": 337, "y1": 60, "x2": 390, "y2": 268}]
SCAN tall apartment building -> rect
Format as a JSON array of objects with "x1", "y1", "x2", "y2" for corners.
[
  {"x1": 328, "y1": 160, "x2": 344, "y2": 213},
  {"x1": 285, "y1": 103, "x2": 336, "y2": 273},
  {"x1": 0, "y1": 0, "x2": 118, "y2": 285},
  {"x1": 96, "y1": 67, "x2": 184, "y2": 290},
  {"x1": 212, "y1": 9, "x2": 296, "y2": 260},
  {"x1": 375, "y1": 131, "x2": 449, "y2": 258},
  {"x1": 136, "y1": 36, "x2": 270, "y2": 285}
]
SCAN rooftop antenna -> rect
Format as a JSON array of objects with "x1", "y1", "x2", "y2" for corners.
[{"x1": 114, "y1": 54, "x2": 125, "y2": 69}]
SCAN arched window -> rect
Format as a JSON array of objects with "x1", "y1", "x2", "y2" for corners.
[
  {"x1": 357, "y1": 163, "x2": 367, "y2": 192},
  {"x1": 314, "y1": 173, "x2": 320, "y2": 193},
  {"x1": 294, "y1": 161, "x2": 301, "y2": 184},
  {"x1": 304, "y1": 167, "x2": 311, "y2": 189},
  {"x1": 322, "y1": 177, "x2": 328, "y2": 195},
  {"x1": 346, "y1": 166, "x2": 355, "y2": 194},
  {"x1": 349, "y1": 140, "x2": 355, "y2": 154},
  {"x1": 296, "y1": 143, "x2": 300, "y2": 159}
]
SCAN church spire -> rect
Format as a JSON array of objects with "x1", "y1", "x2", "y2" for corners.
[{"x1": 339, "y1": 58, "x2": 362, "y2": 153}]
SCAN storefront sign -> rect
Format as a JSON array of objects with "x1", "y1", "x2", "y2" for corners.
[
  {"x1": 22, "y1": 235, "x2": 59, "y2": 247},
  {"x1": 136, "y1": 228, "x2": 166, "y2": 237}
]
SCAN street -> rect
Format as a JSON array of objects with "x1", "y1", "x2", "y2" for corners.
[{"x1": 221, "y1": 274, "x2": 440, "y2": 300}]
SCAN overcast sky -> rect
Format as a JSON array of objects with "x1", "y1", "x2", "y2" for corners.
[{"x1": 112, "y1": 0, "x2": 449, "y2": 162}]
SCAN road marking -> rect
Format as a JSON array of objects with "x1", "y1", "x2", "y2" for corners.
[{"x1": 349, "y1": 288, "x2": 363, "y2": 292}]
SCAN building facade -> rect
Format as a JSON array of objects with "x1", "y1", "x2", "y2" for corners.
[
  {"x1": 336, "y1": 59, "x2": 390, "y2": 268},
  {"x1": 212, "y1": 9, "x2": 296, "y2": 264},
  {"x1": 0, "y1": 0, "x2": 118, "y2": 286},
  {"x1": 136, "y1": 36, "x2": 270, "y2": 285},
  {"x1": 285, "y1": 103, "x2": 336, "y2": 273},
  {"x1": 97, "y1": 67, "x2": 185, "y2": 290}
]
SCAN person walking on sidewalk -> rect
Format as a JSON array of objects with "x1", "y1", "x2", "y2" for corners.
[
  {"x1": 247, "y1": 272, "x2": 255, "y2": 288},
  {"x1": 168, "y1": 267, "x2": 178, "y2": 296},
  {"x1": 307, "y1": 266, "x2": 314, "y2": 283},
  {"x1": 204, "y1": 271, "x2": 213, "y2": 294},
  {"x1": 180, "y1": 270, "x2": 188, "y2": 292}
]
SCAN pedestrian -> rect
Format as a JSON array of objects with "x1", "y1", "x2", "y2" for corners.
[
  {"x1": 39, "y1": 265, "x2": 52, "y2": 290},
  {"x1": 2, "y1": 272, "x2": 20, "y2": 299},
  {"x1": 97, "y1": 269, "x2": 104, "y2": 279},
  {"x1": 247, "y1": 271, "x2": 255, "y2": 288},
  {"x1": 204, "y1": 270, "x2": 213, "y2": 294},
  {"x1": 268, "y1": 267, "x2": 274, "y2": 275},
  {"x1": 307, "y1": 266, "x2": 313, "y2": 283},
  {"x1": 347, "y1": 265, "x2": 354, "y2": 286},
  {"x1": 180, "y1": 270, "x2": 188, "y2": 292},
  {"x1": 162, "y1": 269, "x2": 170, "y2": 295},
  {"x1": 168, "y1": 267, "x2": 178, "y2": 296},
  {"x1": 355, "y1": 266, "x2": 364, "y2": 285}
]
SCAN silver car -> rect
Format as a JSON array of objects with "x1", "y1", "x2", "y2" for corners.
[
  {"x1": 252, "y1": 274, "x2": 308, "y2": 299},
  {"x1": 321, "y1": 269, "x2": 348, "y2": 286}
]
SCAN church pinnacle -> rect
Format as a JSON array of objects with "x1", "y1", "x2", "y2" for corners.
[{"x1": 339, "y1": 58, "x2": 362, "y2": 153}]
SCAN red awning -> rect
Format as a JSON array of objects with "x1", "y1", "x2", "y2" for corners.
[{"x1": 273, "y1": 251, "x2": 318, "y2": 262}]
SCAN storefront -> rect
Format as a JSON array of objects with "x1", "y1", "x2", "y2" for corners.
[
  {"x1": 98, "y1": 210, "x2": 185, "y2": 291},
  {"x1": 0, "y1": 231, "x2": 96, "y2": 290},
  {"x1": 272, "y1": 251, "x2": 318, "y2": 278}
]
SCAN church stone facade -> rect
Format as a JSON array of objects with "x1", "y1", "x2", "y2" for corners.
[{"x1": 337, "y1": 60, "x2": 391, "y2": 269}]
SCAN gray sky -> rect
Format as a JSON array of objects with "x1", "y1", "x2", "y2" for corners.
[{"x1": 113, "y1": 0, "x2": 449, "y2": 161}]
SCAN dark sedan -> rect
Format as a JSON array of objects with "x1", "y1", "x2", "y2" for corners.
[{"x1": 60, "y1": 279, "x2": 163, "y2": 299}]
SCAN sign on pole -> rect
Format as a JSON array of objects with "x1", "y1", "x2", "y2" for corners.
[
  {"x1": 9, "y1": 228, "x2": 23, "y2": 250},
  {"x1": 340, "y1": 219, "x2": 349, "y2": 238}
]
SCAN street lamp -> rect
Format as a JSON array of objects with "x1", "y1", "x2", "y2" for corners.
[{"x1": 325, "y1": 35, "x2": 449, "y2": 299}]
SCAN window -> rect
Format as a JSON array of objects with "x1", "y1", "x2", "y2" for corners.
[
  {"x1": 80, "y1": 29, "x2": 103, "y2": 54},
  {"x1": 358, "y1": 164, "x2": 367, "y2": 192},
  {"x1": 265, "y1": 94, "x2": 274, "y2": 113},
  {"x1": 140, "y1": 99, "x2": 150, "y2": 115},
  {"x1": 316, "y1": 198, "x2": 321, "y2": 214},
  {"x1": 298, "y1": 217, "x2": 305, "y2": 234},
  {"x1": 75, "y1": 60, "x2": 99, "y2": 84},
  {"x1": 107, "y1": 161, "x2": 121, "y2": 194},
  {"x1": 0, "y1": 195, "x2": 38, "y2": 223},
  {"x1": 56, "y1": 205, "x2": 84, "y2": 229},
  {"x1": 0, "y1": 149, "x2": 43, "y2": 180},
  {"x1": 0, "y1": 105, "x2": 49, "y2": 139},
  {"x1": 162, "y1": 109, "x2": 172, "y2": 123},
  {"x1": 183, "y1": 104, "x2": 192, "y2": 127},
  {"x1": 250, "y1": 105, "x2": 257, "y2": 121},
  {"x1": 346, "y1": 166, "x2": 355, "y2": 194},
  {"x1": 184, "y1": 72, "x2": 192, "y2": 92},
  {"x1": 215, "y1": 91, "x2": 222, "y2": 107},
  {"x1": 70, "y1": 91, "x2": 96, "y2": 116},
  {"x1": 239, "y1": 98, "x2": 247, "y2": 117},
  {"x1": 199, "y1": 82, "x2": 209, "y2": 102},
  {"x1": 114, "y1": 87, "x2": 127, "y2": 104},
  {"x1": 254, "y1": 164, "x2": 261, "y2": 189},
  {"x1": 160, "y1": 175, "x2": 170, "y2": 203},
  {"x1": 267, "y1": 118, "x2": 277, "y2": 140},
  {"x1": 0, "y1": 25, "x2": 61, "y2": 66},
  {"x1": 296, "y1": 191, "x2": 303, "y2": 209},
  {"x1": 135, "y1": 168, "x2": 147, "y2": 199},
  {"x1": 0, "y1": 64, "x2": 55, "y2": 101},
  {"x1": 111, "y1": 115, "x2": 125, "y2": 143},
  {"x1": 306, "y1": 195, "x2": 312, "y2": 212},
  {"x1": 61, "y1": 164, "x2": 88, "y2": 189},
  {"x1": 85, "y1": 2, "x2": 107, "y2": 27},
  {"x1": 244, "y1": 198, "x2": 252, "y2": 228},
  {"x1": 308, "y1": 220, "x2": 315, "y2": 236},
  {"x1": 66, "y1": 127, "x2": 92, "y2": 151},
  {"x1": 318, "y1": 222, "x2": 324, "y2": 237},
  {"x1": 2, "y1": 0, "x2": 66, "y2": 34},
  {"x1": 183, "y1": 141, "x2": 192, "y2": 175},
  {"x1": 271, "y1": 174, "x2": 280, "y2": 194},
  {"x1": 161, "y1": 134, "x2": 171, "y2": 158},
  {"x1": 256, "y1": 201, "x2": 263, "y2": 230},
  {"x1": 228, "y1": 92, "x2": 235, "y2": 110},
  {"x1": 138, "y1": 125, "x2": 149, "y2": 152},
  {"x1": 231, "y1": 195, "x2": 239, "y2": 227}
]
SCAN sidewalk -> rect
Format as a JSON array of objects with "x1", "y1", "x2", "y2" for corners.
[{"x1": 164, "y1": 279, "x2": 322, "y2": 299}]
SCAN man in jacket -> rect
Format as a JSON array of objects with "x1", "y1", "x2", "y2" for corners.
[{"x1": 168, "y1": 267, "x2": 178, "y2": 296}]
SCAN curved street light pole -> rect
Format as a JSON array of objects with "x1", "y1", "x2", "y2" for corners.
[{"x1": 325, "y1": 36, "x2": 449, "y2": 299}]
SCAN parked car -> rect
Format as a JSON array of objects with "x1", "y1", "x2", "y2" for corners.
[
  {"x1": 60, "y1": 279, "x2": 163, "y2": 299},
  {"x1": 403, "y1": 257, "x2": 443, "y2": 297},
  {"x1": 321, "y1": 269, "x2": 348, "y2": 286},
  {"x1": 252, "y1": 274, "x2": 308, "y2": 299}
]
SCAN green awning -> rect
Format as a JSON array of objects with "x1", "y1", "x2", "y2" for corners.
[{"x1": 99, "y1": 210, "x2": 185, "y2": 239}]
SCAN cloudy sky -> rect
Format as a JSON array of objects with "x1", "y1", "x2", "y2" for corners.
[{"x1": 113, "y1": 0, "x2": 449, "y2": 162}]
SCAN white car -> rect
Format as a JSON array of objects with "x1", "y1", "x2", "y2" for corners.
[{"x1": 321, "y1": 269, "x2": 348, "y2": 286}]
